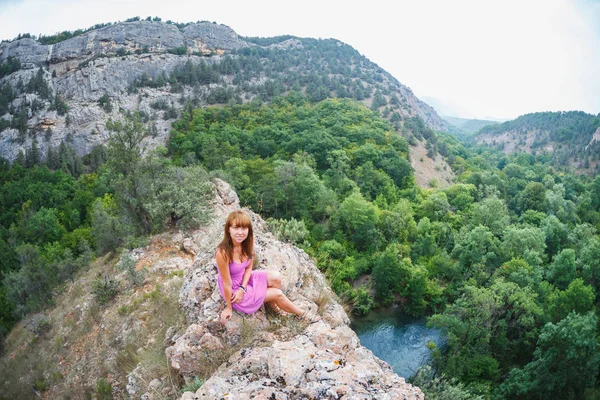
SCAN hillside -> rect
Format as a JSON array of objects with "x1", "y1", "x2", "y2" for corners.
[
  {"x1": 0, "y1": 19, "x2": 453, "y2": 188},
  {"x1": 474, "y1": 111, "x2": 600, "y2": 174}
]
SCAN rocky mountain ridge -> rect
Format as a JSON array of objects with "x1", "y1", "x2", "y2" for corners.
[{"x1": 0, "y1": 19, "x2": 452, "y2": 187}]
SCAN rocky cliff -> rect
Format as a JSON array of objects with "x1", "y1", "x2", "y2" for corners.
[
  {"x1": 168, "y1": 179, "x2": 424, "y2": 399},
  {"x1": 0, "y1": 19, "x2": 450, "y2": 179}
]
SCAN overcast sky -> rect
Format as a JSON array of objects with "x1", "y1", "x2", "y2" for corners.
[{"x1": 1, "y1": 0, "x2": 599, "y2": 120}]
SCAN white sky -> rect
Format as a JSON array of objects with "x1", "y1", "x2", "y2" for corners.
[{"x1": 1, "y1": 0, "x2": 599, "y2": 120}]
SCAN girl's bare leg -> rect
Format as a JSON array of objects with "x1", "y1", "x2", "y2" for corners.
[
  {"x1": 264, "y1": 287, "x2": 304, "y2": 316},
  {"x1": 266, "y1": 270, "x2": 282, "y2": 310}
]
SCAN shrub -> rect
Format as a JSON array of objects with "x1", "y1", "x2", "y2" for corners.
[
  {"x1": 98, "y1": 94, "x2": 113, "y2": 113},
  {"x1": 96, "y1": 378, "x2": 112, "y2": 399},
  {"x1": 91, "y1": 196, "x2": 132, "y2": 255},
  {"x1": 117, "y1": 252, "x2": 145, "y2": 287},
  {"x1": 267, "y1": 217, "x2": 309, "y2": 245},
  {"x1": 92, "y1": 274, "x2": 119, "y2": 305},
  {"x1": 181, "y1": 377, "x2": 204, "y2": 393},
  {"x1": 24, "y1": 313, "x2": 51, "y2": 336}
]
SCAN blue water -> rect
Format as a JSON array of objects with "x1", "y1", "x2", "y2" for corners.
[{"x1": 351, "y1": 308, "x2": 444, "y2": 379}]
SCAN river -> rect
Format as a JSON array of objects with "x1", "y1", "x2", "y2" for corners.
[{"x1": 351, "y1": 307, "x2": 445, "y2": 379}]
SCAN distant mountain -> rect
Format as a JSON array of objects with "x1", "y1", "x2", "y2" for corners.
[
  {"x1": 474, "y1": 111, "x2": 600, "y2": 174},
  {"x1": 443, "y1": 115, "x2": 500, "y2": 135},
  {"x1": 420, "y1": 95, "x2": 474, "y2": 119}
]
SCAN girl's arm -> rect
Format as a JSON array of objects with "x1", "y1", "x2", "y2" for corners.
[
  {"x1": 216, "y1": 249, "x2": 234, "y2": 323},
  {"x1": 240, "y1": 252, "x2": 254, "y2": 290}
]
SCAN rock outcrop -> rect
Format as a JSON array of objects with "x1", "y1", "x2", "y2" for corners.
[
  {"x1": 0, "y1": 21, "x2": 249, "y2": 65},
  {"x1": 165, "y1": 179, "x2": 424, "y2": 399}
]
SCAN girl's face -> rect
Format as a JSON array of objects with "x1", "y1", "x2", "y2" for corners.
[{"x1": 229, "y1": 224, "x2": 249, "y2": 245}]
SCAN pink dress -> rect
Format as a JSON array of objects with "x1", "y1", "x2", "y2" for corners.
[{"x1": 217, "y1": 257, "x2": 268, "y2": 314}]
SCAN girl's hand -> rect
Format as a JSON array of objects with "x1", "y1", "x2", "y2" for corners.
[
  {"x1": 221, "y1": 307, "x2": 232, "y2": 324},
  {"x1": 231, "y1": 288, "x2": 244, "y2": 304}
]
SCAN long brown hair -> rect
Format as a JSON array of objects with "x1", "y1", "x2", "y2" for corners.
[{"x1": 218, "y1": 210, "x2": 254, "y2": 264}]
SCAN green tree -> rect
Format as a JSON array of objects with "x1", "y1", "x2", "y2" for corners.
[
  {"x1": 444, "y1": 183, "x2": 476, "y2": 212},
  {"x1": 578, "y1": 236, "x2": 600, "y2": 290},
  {"x1": 518, "y1": 182, "x2": 547, "y2": 213},
  {"x1": 411, "y1": 366, "x2": 484, "y2": 400},
  {"x1": 377, "y1": 199, "x2": 416, "y2": 244},
  {"x1": 331, "y1": 191, "x2": 380, "y2": 251},
  {"x1": 452, "y1": 225, "x2": 503, "y2": 281},
  {"x1": 412, "y1": 217, "x2": 437, "y2": 261},
  {"x1": 323, "y1": 149, "x2": 357, "y2": 198},
  {"x1": 541, "y1": 215, "x2": 569, "y2": 260},
  {"x1": 372, "y1": 245, "x2": 412, "y2": 302},
  {"x1": 547, "y1": 278, "x2": 595, "y2": 322},
  {"x1": 469, "y1": 196, "x2": 509, "y2": 237},
  {"x1": 274, "y1": 159, "x2": 338, "y2": 221},
  {"x1": 417, "y1": 191, "x2": 451, "y2": 222},
  {"x1": 498, "y1": 312, "x2": 600, "y2": 399},
  {"x1": 91, "y1": 195, "x2": 132, "y2": 255},
  {"x1": 502, "y1": 225, "x2": 546, "y2": 267},
  {"x1": 4, "y1": 244, "x2": 53, "y2": 317},
  {"x1": 429, "y1": 280, "x2": 542, "y2": 387},
  {"x1": 144, "y1": 163, "x2": 213, "y2": 231},
  {"x1": 105, "y1": 115, "x2": 151, "y2": 233},
  {"x1": 546, "y1": 248, "x2": 577, "y2": 290},
  {"x1": 494, "y1": 258, "x2": 540, "y2": 288}
]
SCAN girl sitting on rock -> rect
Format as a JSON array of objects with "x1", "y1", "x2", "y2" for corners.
[{"x1": 216, "y1": 210, "x2": 321, "y2": 325}]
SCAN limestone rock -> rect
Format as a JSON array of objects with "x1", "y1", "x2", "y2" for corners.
[
  {"x1": 214, "y1": 177, "x2": 239, "y2": 206},
  {"x1": 166, "y1": 189, "x2": 423, "y2": 399},
  {"x1": 182, "y1": 238, "x2": 199, "y2": 256},
  {"x1": 0, "y1": 38, "x2": 50, "y2": 65}
]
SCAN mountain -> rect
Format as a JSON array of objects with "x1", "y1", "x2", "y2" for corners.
[
  {"x1": 474, "y1": 111, "x2": 600, "y2": 174},
  {"x1": 0, "y1": 19, "x2": 452, "y2": 188},
  {"x1": 443, "y1": 115, "x2": 500, "y2": 135},
  {"x1": 420, "y1": 95, "x2": 475, "y2": 119}
]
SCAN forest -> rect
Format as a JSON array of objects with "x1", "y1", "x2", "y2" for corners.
[{"x1": 2, "y1": 93, "x2": 600, "y2": 399}]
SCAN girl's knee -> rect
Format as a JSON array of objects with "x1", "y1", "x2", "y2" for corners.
[
  {"x1": 268, "y1": 270, "x2": 282, "y2": 286},
  {"x1": 266, "y1": 287, "x2": 284, "y2": 301}
]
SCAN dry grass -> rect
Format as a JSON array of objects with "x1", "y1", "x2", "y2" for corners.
[
  {"x1": 333, "y1": 291, "x2": 355, "y2": 316},
  {"x1": 314, "y1": 292, "x2": 333, "y2": 314}
]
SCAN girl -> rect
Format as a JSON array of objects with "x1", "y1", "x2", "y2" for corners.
[{"x1": 216, "y1": 210, "x2": 321, "y2": 325}]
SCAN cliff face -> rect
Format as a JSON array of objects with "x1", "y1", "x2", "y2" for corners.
[
  {"x1": 0, "y1": 21, "x2": 249, "y2": 66},
  {"x1": 168, "y1": 179, "x2": 424, "y2": 399},
  {"x1": 0, "y1": 20, "x2": 450, "y2": 172}
]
